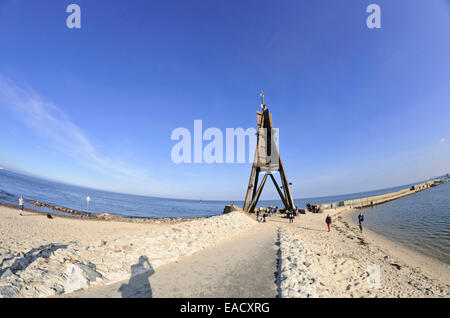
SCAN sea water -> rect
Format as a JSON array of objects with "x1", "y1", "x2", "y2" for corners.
[{"x1": 350, "y1": 181, "x2": 450, "y2": 265}]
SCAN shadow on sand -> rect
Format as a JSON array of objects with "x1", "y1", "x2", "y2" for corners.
[{"x1": 119, "y1": 256, "x2": 155, "y2": 298}]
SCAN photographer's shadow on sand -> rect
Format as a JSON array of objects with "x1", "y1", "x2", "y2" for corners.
[{"x1": 119, "y1": 256, "x2": 155, "y2": 298}]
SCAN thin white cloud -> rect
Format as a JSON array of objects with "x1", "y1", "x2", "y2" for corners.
[
  {"x1": 439, "y1": 137, "x2": 446, "y2": 144},
  {"x1": 0, "y1": 75, "x2": 153, "y2": 186}
]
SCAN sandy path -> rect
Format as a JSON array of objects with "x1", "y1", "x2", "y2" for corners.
[{"x1": 63, "y1": 224, "x2": 279, "y2": 298}]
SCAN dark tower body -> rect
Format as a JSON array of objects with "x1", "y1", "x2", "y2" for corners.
[{"x1": 243, "y1": 93, "x2": 295, "y2": 213}]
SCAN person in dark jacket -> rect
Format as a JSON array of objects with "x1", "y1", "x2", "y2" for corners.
[
  {"x1": 325, "y1": 215, "x2": 332, "y2": 232},
  {"x1": 358, "y1": 213, "x2": 364, "y2": 232}
]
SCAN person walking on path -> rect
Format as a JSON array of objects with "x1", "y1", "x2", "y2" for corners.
[
  {"x1": 19, "y1": 195, "x2": 24, "y2": 216},
  {"x1": 263, "y1": 212, "x2": 267, "y2": 223},
  {"x1": 325, "y1": 214, "x2": 332, "y2": 232},
  {"x1": 256, "y1": 209, "x2": 260, "y2": 222},
  {"x1": 358, "y1": 212, "x2": 364, "y2": 232}
]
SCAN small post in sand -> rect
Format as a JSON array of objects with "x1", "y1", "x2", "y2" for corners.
[{"x1": 86, "y1": 196, "x2": 91, "y2": 211}]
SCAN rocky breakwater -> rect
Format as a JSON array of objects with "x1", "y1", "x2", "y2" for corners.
[
  {"x1": 25, "y1": 200, "x2": 211, "y2": 224},
  {"x1": 0, "y1": 211, "x2": 256, "y2": 298},
  {"x1": 223, "y1": 204, "x2": 242, "y2": 214},
  {"x1": 26, "y1": 200, "x2": 95, "y2": 218},
  {"x1": 277, "y1": 228, "x2": 319, "y2": 298},
  {"x1": 318, "y1": 179, "x2": 441, "y2": 210}
]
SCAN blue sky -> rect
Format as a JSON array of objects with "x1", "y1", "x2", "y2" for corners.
[{"x1": 0, "y1": 0, "x2": 449, "y2": 200}]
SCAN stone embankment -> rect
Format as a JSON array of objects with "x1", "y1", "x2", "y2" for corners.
[
  {"x1": 277, "y1": 228, "x2": 318, "y2": 298},
  {"x1": 319, "y1": 180, "x2": 441, "y2": 210},
  {"x1": 0, "y1": 212, "x2": 255, "y2": 298}
]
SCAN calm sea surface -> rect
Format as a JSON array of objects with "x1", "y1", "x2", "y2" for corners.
[
  {"x1": 0, "y1": 169, "x2": 448, "y2": 264},
  {"x1": 350, "y1": 181, "x2": 450, "y2": 265}
]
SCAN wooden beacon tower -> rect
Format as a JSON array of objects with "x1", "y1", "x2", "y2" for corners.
[{"x1": 243, "y1": 92, "x2": 295, "y2": 213}]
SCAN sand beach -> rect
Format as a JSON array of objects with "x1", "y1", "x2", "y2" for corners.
[
  {"x1": 277, "y1": 207, "x2": 449, "y2": 297},
  {"x1": 0, "y1": 204, "x2": 448, "y2": 298}
]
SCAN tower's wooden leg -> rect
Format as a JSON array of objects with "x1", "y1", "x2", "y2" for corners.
[
  {"x1": 279, "y1": 162, "x2": 295, "y2": 210},
  {"x1": 248, "y1": 173, "x2": 269, "y2": 213},
  {"x1": 243, "y1": 164, "x2": 257, "y2": 212},
  {"x1": 252, "y1": 170, "x2": 260, "y2": 201},
  {"x1": 269, "y1": 173, "x2": 287, "y2": 207}
]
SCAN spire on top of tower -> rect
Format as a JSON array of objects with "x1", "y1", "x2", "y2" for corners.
[{"x1": 260, "y1": 91, "x2": 266, "y2": 110}]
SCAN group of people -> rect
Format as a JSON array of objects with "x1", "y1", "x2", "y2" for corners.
[
  {"x1": 286, "y1": 209, "x2": 297, "y2": 223},
  {"x1": 255, "y1": 206, "x2": 279, "y2": 223},
  {"x1": 306, "y1": 203, "x2": 321, "y2": 213},
  {"x1": 256, "y1": 204, "x2": 366, "y2": 233},
  {"x1": 324, "y1": 212, "x2": 364, "y2": 232},
  {"x1": 257, "y1": 206, "x2": 300, "y2": 224}
]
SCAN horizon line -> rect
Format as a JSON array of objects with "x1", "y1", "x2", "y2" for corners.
[{"x1": 1, "y1": 165, "x2": 446, "y2": 203}]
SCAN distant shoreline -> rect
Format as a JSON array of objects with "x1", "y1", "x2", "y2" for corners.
[{"x1": 0, "y1": 201, "x2": 214, "y2": 224}]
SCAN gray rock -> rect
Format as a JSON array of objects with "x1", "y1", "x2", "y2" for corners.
[
  {"x1": 11, "y1": 258, "x2": 28, "y2": 271},
  {"x1": 0, "y1": 285, "x2": 20, "y2": 298},
  {"x1": 38, "y1": 249, "x2": 52, "y2": 258},
  {"x1": 52, "y1": 284, "x2": 65, "y2": 295},
  {"x1": 0, "y1": 269, "x2": 16, "y2": 280},
  {"x1": 223, "y1": 204, "x2": 241, "y2": 214},
  {"x1": 77, "y1": 263, "x2": 102, "y2": 282},
  {"x1": 86, "y1": 261, "x2": 96, "y2": 269}
]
